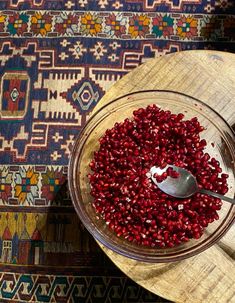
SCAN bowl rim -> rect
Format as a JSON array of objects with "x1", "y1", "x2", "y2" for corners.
[{"x1": 68, "y1": 89, "x2": 235, "y2": 262}]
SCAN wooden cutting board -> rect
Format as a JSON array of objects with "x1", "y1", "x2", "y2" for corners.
[{"x1": 94, "y1": 50, "x2": 235, "y2": 303}]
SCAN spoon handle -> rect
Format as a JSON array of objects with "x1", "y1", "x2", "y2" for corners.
[{"x1": 199, "y1": 188, "x2": 235, "y2": 205}]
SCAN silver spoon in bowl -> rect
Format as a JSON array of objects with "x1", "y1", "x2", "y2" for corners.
[{"x1": 150, "y1": 165, "x2": 235, "y2": 204}]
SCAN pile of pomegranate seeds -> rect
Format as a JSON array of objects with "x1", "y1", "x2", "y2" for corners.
[{"x1": 88, "y1": 104, "x2": 229, "y2": 248}]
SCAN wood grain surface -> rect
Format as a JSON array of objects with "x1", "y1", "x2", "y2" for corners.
[{"x1": 94, "y1": 50, "x2": 235, "y2": 303}]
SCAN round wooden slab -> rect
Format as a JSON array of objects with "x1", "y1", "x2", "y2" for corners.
[{"x1": 94, "y1": 50, "x2": 235, "y2": 303}]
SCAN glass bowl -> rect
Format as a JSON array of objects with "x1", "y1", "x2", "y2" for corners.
[{"x1": 68, "y1": 90, "x2": 235, "y2": 263}]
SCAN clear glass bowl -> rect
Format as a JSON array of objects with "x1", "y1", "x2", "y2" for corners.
[{"x1": 68, "y1": 90, "x2": 235, "y2": 263}]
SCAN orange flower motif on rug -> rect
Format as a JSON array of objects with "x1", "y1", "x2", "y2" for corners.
[
  {"x1": 15, "y1": 167, "x2": 39, "y2": 204},
  {"x1": 0, "y1": 15, "x2": 6, "y2": 32},
  {"x1": 31, "y1": 12, "x2": 52, "y2": 36},
  {"x1": 177, "y1": 16, "x2": 198, "y2": 39},
  {"x1": 129, "y1": 14, "x2": 150, "y2": 38},
  {"x1": 81, "y1": 13, "x2": 102, "y2": 36}
]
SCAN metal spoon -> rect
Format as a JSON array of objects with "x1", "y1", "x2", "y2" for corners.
[{"x1": 150, "y1": 165, "x2": 235, "y2": 204}]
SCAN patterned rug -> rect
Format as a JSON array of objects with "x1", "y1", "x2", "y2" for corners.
[{"x1": 0, "y1": 0, "x2": 234, "y2": 302}]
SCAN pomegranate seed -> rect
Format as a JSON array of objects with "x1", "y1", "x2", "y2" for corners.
[{"x1": 88, "y1": 105, "x2": 228, "y2": 248}]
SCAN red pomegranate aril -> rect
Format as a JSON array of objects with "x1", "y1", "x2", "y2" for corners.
[
  {"x1": 194, "y1": 232, "x2": 202, "y2": 239},
  {"x1": 166, "y1": 241, "x2": 175, "y2": 248},
  {"x1": 89, "y1": 105, "x2": 228, "y2": 248},
  {"x1": 170, "y1": 170, "x2": 180, "y2": 178},
  {"x1": 181, "y1": 236, "x2": 188, "y2": 242}
]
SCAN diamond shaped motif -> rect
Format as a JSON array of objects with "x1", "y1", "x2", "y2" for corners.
[
  {"x1": 0, "y1": 70, "x2": 30, "y2": 120},
  {"x1": 10, "y1": 88, "x2": 19, "y2": 102},
  {"x1": 71, "y1": 82, "x2": 99, "y2": 111}
]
